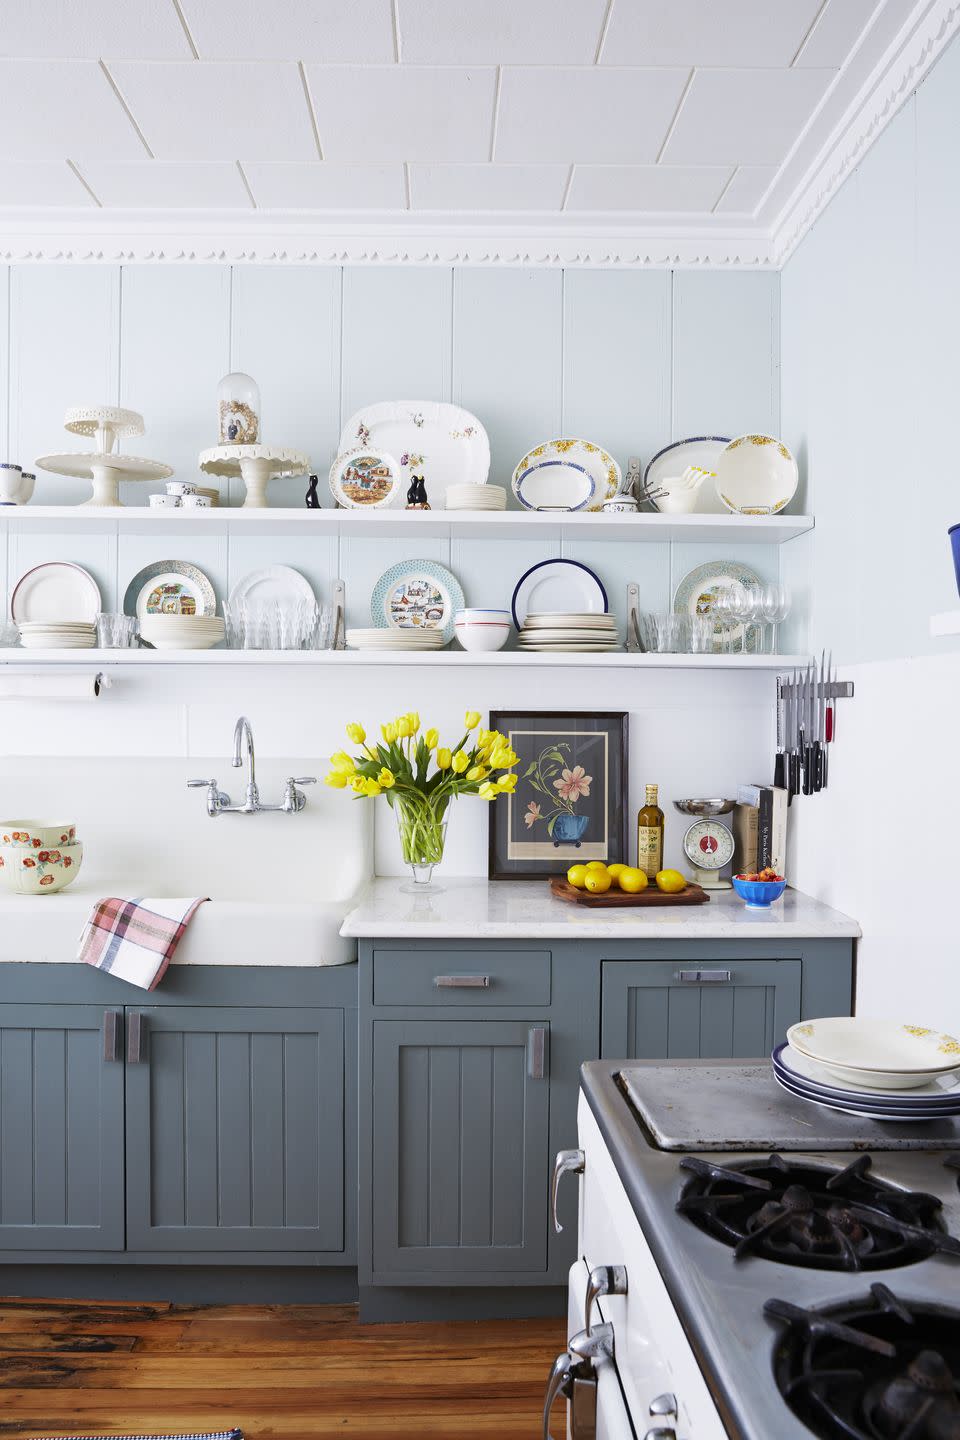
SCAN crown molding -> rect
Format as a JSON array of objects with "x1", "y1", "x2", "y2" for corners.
[
  {"x1": 770, "y1": 0, "x2": 960, "y2": 264},
  {"x1": 0, "y1": 0, "x2": 953, "y2": 271}
]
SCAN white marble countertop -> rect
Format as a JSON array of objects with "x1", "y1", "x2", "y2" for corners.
[{"x1": 340, "y1": 879, "x2": 861, "y2": 940}]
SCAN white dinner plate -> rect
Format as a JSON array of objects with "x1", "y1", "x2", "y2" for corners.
[
  {"x1": 11, "y1": 563, "x2": 101, "y2": 624},
  {"x1": 772, "y1": 1070, "x2": 957, "y2": 1122},
  {"x1": 645, "y1": 437, "x2": 729, "y2": 514},
  {"x1": 512, "y1": 439, "x2": 620, "y2": 512},
  {"x1": 773, "y1": 1044, "x2": 960, "y2": 1106},
  {"x1": 228, "y1": 565, "x2": 316, "y2": 612},
  {"x1": 339, "y1": 401, "x2": 489, "y2": 509},
  {"x1": 511, "y1": 560, "x2": 607, "y2": 629}
]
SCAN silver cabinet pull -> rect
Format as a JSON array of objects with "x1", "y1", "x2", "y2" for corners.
[
  {"x1": 126, "y1": 1011, "x2": 146, "y2": 1064},
  {"x1": 585, "y1": 1264, "x2": 628, "y2": 1338},
  {"x1": 433, "y1": 974, "x2": 490, "y2": 988},
  {"x1": 644, "y1": 1430, "x2": 677, "y2": 1440},
  {"x1": 551, "y1": 1148, "x2": 584, "y2": 1233},
  {"x1": 527, "y1": 1025, "x2": 547, "y2": 1080},
  {"x1": 102, "y1": 1010, "x2": 122, "y2": 1063},
  {"x1": 649, "y1": 1394, "x2": 678, "y2": 1419},
  {"x1": 676, "y1": 968, "x2": 732, "y2": 984}
]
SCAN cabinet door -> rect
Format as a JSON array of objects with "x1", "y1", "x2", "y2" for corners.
[
  {"x1": 601, "y1": 959, "x2": 801, "y2": 1059},
  {"x1": 372, "y1": 1020, "x2": 550, "y2": 1277},
  {"x1": 0, "y1": 1004, "x2": 124, "y2": 1251},
  {"x1": 125, "y1": 1006, "x2": 344, "y2": 1252}
]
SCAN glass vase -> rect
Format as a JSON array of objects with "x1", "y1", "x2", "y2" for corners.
[{"x1": 394, "y1": 792, "x2": 448, "y2": 893}]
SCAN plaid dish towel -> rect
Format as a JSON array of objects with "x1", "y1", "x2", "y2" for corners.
[{"x1": 78, "y1": 896, "x2": 209, "y2": 990}]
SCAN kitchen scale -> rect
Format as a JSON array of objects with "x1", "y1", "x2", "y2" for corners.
[{"x1": 673, "y1": 799, "x2": 736, "y2": 890}]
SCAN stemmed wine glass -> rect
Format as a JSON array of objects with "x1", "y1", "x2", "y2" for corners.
[
  {"x1": 724, "y1": 583, "x2": 757, "y2": 654},
  {"x1": 760, "y1": 584, "x2": 790, "y2": 654}
]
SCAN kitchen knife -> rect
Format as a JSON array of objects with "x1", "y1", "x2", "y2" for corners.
[
  {"x1": 788, "y1": 666, "x2": 801, "y2": 801},
  {"x1": 823, "y1": 650, "x2": 834, "y2": 789},
  {"x1": 801, "y1": 661, "x2": 814, "y2": 796},
  {"x1": 773, "y1": 675, "x2": 786, "y2": 791},
  {"x1": 813, "y1": 649, "x2": 826, "y2": 793}
]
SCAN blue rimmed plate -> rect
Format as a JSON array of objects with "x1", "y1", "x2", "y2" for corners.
[
  {"x1": 511, "y1": 559, "x2": 608, "y2": 629},
  {"x1": 371, "y1": 559, "x2": 464, "y2": 646},
  {"x1": 512, "y1": 438, "x2": 620, "y2": 512},
  {"x1": 773, "y1": 1043, "x2": 960, "y2": 1107},
  {"x1": 771, "y1": 1069, "x2": 960, "y2": 1123},
  {"x1": 645, "y1": 437, "x2": 729, "y2": 513}
]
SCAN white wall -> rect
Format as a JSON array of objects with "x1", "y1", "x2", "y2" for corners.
[
  {"x1": 781, "y1": 34, "x2": 960, "y2": 1021},
  {"x1": 0, "y1": 262, "x2": 784, "y2": 877}
]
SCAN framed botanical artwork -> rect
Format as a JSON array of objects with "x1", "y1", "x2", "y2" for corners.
[{"x1": 488, "y1": 710, "x2": 628, "y2": 881}]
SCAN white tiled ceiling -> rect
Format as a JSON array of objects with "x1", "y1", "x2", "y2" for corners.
[{"x1": 0, "y1": 0, "x2": 906, "y2": 233}]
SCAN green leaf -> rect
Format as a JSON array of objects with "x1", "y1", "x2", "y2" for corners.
[
  {"x1": 522, "y1": 760, "x2": 538, "y2": 778},
  {"x1": 546, "y1": 814, "x2": 557, "y2": 835}
]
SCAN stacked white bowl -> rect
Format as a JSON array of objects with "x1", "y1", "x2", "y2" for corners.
[
  {"x1": 0, "y1": 819, "x2": 83, "y2": 895},
  {"x1": 139, "y1": 614, "x2": 225, "y2": 650},
  {"x1": 446, "y1": 484, "x2": 507, "y2": 511},
  {"x1": 18, "y1": 621, "x2": 96, "y2": 649},
  {"x1": 454, "y1": 608, "x2": 511, "y2": 652}
]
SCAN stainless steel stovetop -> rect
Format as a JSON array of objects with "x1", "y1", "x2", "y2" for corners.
[{"x1": 580, "y1": 1058, "x2": 960, "y2": 1440}]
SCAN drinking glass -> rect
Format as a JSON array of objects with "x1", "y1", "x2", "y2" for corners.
[
  {"x1": 725, "y1": 584, "x2": 757, "y2": 654},
  {"x1": 96, "y1": 613, "x2": 138, "y2": 648},
  {"x1": 686, "y1": 614, "x2": 713, "y2": 654},
  {"x1": 640, "y1": 612, "x2": 685, "y2": 653},
  {"x1": 760, "y1": 583, "x2": 790, "y2": 654}
]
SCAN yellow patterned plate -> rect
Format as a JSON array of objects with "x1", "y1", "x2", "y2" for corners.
[
  {"x1": 714, "y1": 433, "x2": 799, "y2": 516},
  {"x1": 788, "y1": 1017, "x2": 960, "y2": 1089},
  {"x1": 512, "y1": 438, "x2": 621, "y2": 512}
]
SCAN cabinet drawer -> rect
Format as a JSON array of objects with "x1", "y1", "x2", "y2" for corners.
[{"x1": 372, "y1": 949, "x2": 551, "y2": 1006}]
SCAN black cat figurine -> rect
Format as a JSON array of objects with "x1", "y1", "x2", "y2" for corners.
[
  {"x1": 305, "y1": 474, "x2": 321, "y2": 509},
  {"x1": 405, "y1": 474, "x2": 430, "y2": 510}
]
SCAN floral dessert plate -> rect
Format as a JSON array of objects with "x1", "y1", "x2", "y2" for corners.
[
  {"x1": 512, "y1": 438, "x2": 620, "y2": 512},
  {"x1": 11, "y1": 562, "x2": 101, "y2": 624},
  {"x1": 371, "y1": 559, "x2": 465, "y2": 645},
  {"x1": 714, "y1": 434, "x2": 799, "y2": 515},
  {"x1": 787, "y1": 1017, "x2": 960, "y2": 1088},
  {"x1": 512, "y1": 560, "x2": 607, "y2": 629},
  {"x1": 124, "y1": 560, "x2": 217, "y2": 619},
  {"x1": 645, "y1": 437, "x2": 729, "y2": 514},
  {"x1": 339, "y1": 401, "x2": 490, "y2": 510},
  {"x1": 329, "y1": 447, "x2": 402, "y2": 509},
  {"x1": 673, "y1": 559, "x2": 761, "y2": 654}
]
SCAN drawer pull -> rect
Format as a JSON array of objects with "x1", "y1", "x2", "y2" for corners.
[
  {"x1": 102, "y1": 1010, "x2": 122, "y2": 1063},
  {"x1": 677, "y1": 968, "x2": 732, "y2": 984},
  {"x1": 434, "y1": 974, "x2": 490, "y2": 988},
  {"x1": 126, "y1": 1011, "x2": 146, "y2": 1064},
  {"x1": 528, "y1": 1025, "x2": 547, "y2": 1080}
]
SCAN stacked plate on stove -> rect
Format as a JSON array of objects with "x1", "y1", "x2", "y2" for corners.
[
  {"x1": 773, "y1": 1017, "x2": 960, "y2": 1121},
  {"x1": 347, "y1": 627, "x2": 446, "y2": 652},
  {"x1": 517, "y1": 613, "x2": 620, "y2": 652}
]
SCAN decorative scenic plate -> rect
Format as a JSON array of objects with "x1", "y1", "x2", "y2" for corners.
[
  {"x1": 644, "y1": 437, "x2": 729, "y2": 514},
  {"x1": 328, "y1": 447, "x2": 402, "y2": 509},
  {"x1": 511, "y1": 438, "x2": 620, "y2": 512},
  {"x1": 371, "y1": 559, "x2": 464, "y2": 645},
  {"x1": 339, "y1": 401, "x2": 489, "y2": 510},
  {"x1": 673, "y1": 560, "x2": 761, "y2": 654},
  {"x1": 123, "y1": 560, "x2": 217, "y2": 619}
]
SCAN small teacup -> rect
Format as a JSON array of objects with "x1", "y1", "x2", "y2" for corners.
[
  {"x1": 180, "y1": 494, "x2": 211, "y2": 508},
  {"x1": 0, "y1": 463, "x2": 23, "y2": 505},
  {"x1": 601, "y1": 495, "x2": 639, "y2": 514},
  {"x1": 166, "y1": 481, "x2": 198, "y2": 497},
  {"x1": 18, "y1": 472, "x2": 35, "y2": 504},
  {"x1": 150, "y1": 493, "x2": 181, "y2": 508}
]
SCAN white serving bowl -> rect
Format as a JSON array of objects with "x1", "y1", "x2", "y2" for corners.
[
  {"x1": 455, "y1": 608, "x2": 511, "y2": 623},
  {"x1": 455, "y1": 620, "x2": 510, "y2": 653},
  {"x1": 787, "y1": 1017, "x2": 960, "y2": 1089},
  {"x1": 0, "y1": 820, "x2": 77, "y2": 848},
  {"x1": 0, "y1": 840, "x2": 83, "y2": 894},
  {"x1": 714, "y1": 434, "x2": 799, "y2": 515}
]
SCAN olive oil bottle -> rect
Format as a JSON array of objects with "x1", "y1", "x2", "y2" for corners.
[{"x1": 637, "y1": 783, "x2": 664, "y2": 879}]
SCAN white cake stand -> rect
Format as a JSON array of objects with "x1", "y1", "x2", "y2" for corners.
[
  {"x1": 198, "y1": 445, "x2": 310, "y2": 509},
  {"x1": 35, "y1": 406, "x2": 173, "y2": 507}
]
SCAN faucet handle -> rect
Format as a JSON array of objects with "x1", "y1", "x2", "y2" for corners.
[
  {"x1": 187, "y1": 778, "x2": 218, "y2": 788},
  {"x1": 290, "y1": 776, "x2": 317, "y2": 785}
]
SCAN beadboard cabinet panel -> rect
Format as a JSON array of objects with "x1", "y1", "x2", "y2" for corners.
[
  {"x1": 340, "y1": 267, "x2": 453, "y2": 425},
  {"x1": 672, "y1": 271, "x2": 780, "y2": 441},
  {"x1": 9, "y1": 266, "x2": 121, "y2": 506}
]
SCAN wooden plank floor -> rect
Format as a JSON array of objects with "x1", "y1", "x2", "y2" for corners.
[{"x1": 0, "y1": 1298, "x2": 565, "y2": 1439}]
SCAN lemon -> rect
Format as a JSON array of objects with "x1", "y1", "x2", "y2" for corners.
[
  {"x1": 617, "y1": 867, "x2": 648, "y2": 894},
  {"x1": 585, "y1": 861, "x2": 609, "y2": 872},
  {"x1": 566, "y1": 863, "x2": 588, "y2": 888},
  {"x1": 606, "y1": 863, "x2": 627, "y2": 880},
  {"x1": 584, "y1": 870, "x2": 612, "y2": 895},
  {"x1": 656, "y1": 868, "x2": 687, "y2": 894}
]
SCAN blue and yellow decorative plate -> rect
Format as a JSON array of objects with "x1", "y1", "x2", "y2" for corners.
[{"x1": 371, "y1": 559, "x2": 464, "y2": 646}]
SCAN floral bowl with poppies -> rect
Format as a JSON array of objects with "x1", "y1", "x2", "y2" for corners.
[
  {"x1": 0, "y1": 820, "x2": 77, "y2": 849},
  {"x1": 0, "y1": 841, "x2": 83, "y2": 895}
]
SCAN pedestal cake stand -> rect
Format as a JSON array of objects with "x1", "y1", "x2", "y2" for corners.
[
  {"x1": 198, "y1": 445, "x2": 310, "y2": 509},
  {"x1": 35, "y1": 406, "x2": 173, "y2": 507}
]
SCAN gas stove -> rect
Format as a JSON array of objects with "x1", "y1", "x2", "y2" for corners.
[{"x1": 548, "y1": 1060, "x2": 960, "y2": 1440}]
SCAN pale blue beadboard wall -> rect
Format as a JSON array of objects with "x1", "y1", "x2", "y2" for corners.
[
  {"x1": 0, "y1": 264, "x2": 782, "y2": 631},
  {"x1": 781, "y1": 31, "x2": 960, "y2": 663}
]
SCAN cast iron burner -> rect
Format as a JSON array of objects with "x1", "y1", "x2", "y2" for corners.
[
  {"x1": 765, "y1": 1282, "x2": 960, "y2": 1440},
  {"x1": 676, "y1": 1154, "x2": 960, "y2": 1271}
]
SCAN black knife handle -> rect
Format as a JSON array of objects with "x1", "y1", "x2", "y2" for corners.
[
  {"x1": 774, "y1": 752, "x2": 786, "y2": 791},
  {"x1": 802, "y1": 746, "x2": 813, "y2": 795},
  {"x1": 813, "y1": 740, "x2": 823, "y2": 793},
  {"x1": 789, "y1": 751, "x2": 800, "y2": 802}
]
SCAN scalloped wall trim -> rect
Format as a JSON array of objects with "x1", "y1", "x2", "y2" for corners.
[{"x1": 0, "y1": 0, "x2": 955, "y2": 271}]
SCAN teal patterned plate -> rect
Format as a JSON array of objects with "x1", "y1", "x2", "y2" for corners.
[{"x1": 371, "y1": 559, "x2": 464, "y2": 646}]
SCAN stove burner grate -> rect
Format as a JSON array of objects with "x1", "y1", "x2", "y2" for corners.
[
  {"x1": 676, "y1": 1153, "x2": 960, "y2": 1271},
  {"x1": 765, "y1": 1282, "x2": 960, "y2": 1440}
]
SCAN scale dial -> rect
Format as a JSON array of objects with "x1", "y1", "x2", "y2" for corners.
[{"x1": 682, "y1": 819, "x2": 735, "y2": 871}]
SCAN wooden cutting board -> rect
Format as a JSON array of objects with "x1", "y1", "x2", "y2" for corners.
[{"x1": 550, "y1": 876, "x2": 710, "y2": 907}]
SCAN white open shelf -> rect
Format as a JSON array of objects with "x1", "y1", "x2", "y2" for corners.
[
  {"x1": 930, "y1": 610, "x2": 960, "y2": 636},
  {"x1": 0, "y1": 506, "x2": 814, "y2": 544},
  {"x1": 0, "y1": 649, "x2": 809, "y2": 670}
]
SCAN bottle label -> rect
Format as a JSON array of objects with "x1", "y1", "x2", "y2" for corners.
[{"x1": 637, "y1": 826, "x2": 663, "y2": 878}]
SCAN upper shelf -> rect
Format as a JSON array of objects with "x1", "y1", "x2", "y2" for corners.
[{"x1": 0, "y1": 506, "x2": 814, "y2": 544}]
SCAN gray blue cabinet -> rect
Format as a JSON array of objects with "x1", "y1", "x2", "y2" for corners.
[
  {"x1": 0, "y1": 1004, "x2": 124, "y2": 1251},
  {"x1": 125, "y1": 1005, "x2": 345, "y2": 1253},
  {"x1": 371, "y1": 1019, "x2": 550, "y2": 1276},
  {"x1": 601, "y1": 957, "x2": 802, "y2": 1060}
]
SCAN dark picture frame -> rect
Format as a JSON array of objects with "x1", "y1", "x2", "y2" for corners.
[{"x1": 488, "y1": 710, "x2": 629, "y2": 881}]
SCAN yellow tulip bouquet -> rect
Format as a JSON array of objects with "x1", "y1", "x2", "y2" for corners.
[{"x1": 326, "y1": 711, "x2": 518, "y2": 885}]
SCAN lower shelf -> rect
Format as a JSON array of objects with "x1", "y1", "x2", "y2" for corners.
[{"x1": 0, "y1": 648, "x2": 809, "y2": 670}]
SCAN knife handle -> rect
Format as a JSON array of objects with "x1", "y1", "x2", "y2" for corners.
[
  {"x1": 789, "y1": 751, "x2": 800, "y2": 802},
  {"x1": 774, "y1": 752, "x2": 786, "y2": 791},
  {"x1": 813, "y1": 740, "x2": 823, "y2": 793},
  {"x1": 802, "y1": 745, "x2": 814, "y2": 796}
]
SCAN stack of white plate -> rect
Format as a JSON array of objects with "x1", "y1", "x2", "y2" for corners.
[
  {"x1": 517, "y1": 613, "x2": 620, "y2": 653},
  {"x1": 445, "y1": 484, "x2": 507, "y2": 511},
  {"x1": 140, "y1": 614, "x2": 225, "y2": 651},
  {"x1": 18, "y1": 621, "x2": 96, "y2": 649},
  {"x1": 347, "y1": 627, "x2": 446, "y2": 652},
  {"x1": 772, "y1": 1018, "x2": 960, "y2": 1121}
]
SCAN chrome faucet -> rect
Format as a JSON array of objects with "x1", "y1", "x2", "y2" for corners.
[{"x1": 187, "y1": 716, "x2": 316, "y2": 816}]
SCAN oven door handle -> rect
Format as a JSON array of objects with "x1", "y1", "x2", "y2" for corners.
[
  {"x1": 543, "y1": 1326, "x2": 615, "y2": 1440},
  {"x1": 543, "y1": 1350, "x2": 574, "y2": 1440},
  {"x1": 551, "y1": 1147, "x2": 585, "y2": 1234},
  {"x1": 585, "y1": 1264, "x2": 628, "y2": 1338}
]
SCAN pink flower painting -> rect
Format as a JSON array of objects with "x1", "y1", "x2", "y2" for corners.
[
  {"x1": 524, "y1": 801, "x2": 542, "y2": 829},
  {"x1": 553, "y1": 766, "x2": 592, "y2": 802}
]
